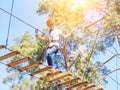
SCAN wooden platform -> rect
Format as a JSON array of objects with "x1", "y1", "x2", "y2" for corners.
[
  {"x1": 30, "y1": 66, "x2": 53, "y2": 76},
  {"x1": 7, "y1": 57, "x2": 31, "y2": 67},
  {"x1": 0, "y1": 51, "x2": 20, "y2": 61},
  {"x1": 49, "y1": 73, "x2": 72, "y2": 83},
  {"x1": 96, "y1": 88, "x2": 103, "y2": 90},
  {"x1": 81, "y1": 84, "x2": 96, "y2": 90},
  {"x1": 58, "y1": 77, "x2": 80, "y2": 86},
  {"x1": 0, "y1": 45, "x2": 6, "y2": 49},
  {"x1": 40, "y1": 70, "x2": 62, "y2": 80},
  {"x1": 66, "y1": 81, "x2": 88, "y2": 90},
  {"x1": 19, "y1": 61, "x2": 43, "y2": 72}
]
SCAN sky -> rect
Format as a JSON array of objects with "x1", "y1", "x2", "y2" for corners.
[{"x1": 0, "y1": 0, "x2": 120, "y2": 90}]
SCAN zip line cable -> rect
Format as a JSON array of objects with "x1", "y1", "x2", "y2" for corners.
[
  {"x1": 112, "y1": 46, "x2": 119, "y2": 90},
  {"x1": 108, "y1": 76, "x2": 120, "y2": 86},
  {"x1": 0, "y1": 8, "x2": 43, "y2": 34},
  {"x1": 116, "y1": 57, "x2": 118, "y2": 90},
  {"x1": 106, "y1": 46, "x2": 120, "y2": 87},
  {"x1": 6, "y1": 0, "x2": 14, "y2": 47}
]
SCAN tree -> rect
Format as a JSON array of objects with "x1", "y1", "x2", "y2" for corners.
[
  {"x1": 4, "y1": 0, "x2": 120, "y2": 89},
  {"x1": 3, "y1": 31, "x2": 50, "y2": 90},
  {"x1": 37, "y1": 0, "x2": 120, "y2": 88}
]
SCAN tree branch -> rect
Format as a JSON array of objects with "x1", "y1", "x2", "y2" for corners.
[{"x1": 84, "y1": 16, "x2": 106, "y2": 29}]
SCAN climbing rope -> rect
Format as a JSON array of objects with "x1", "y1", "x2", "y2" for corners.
[{"x1": 6, "y1": 0, "x2": 14, "y2": 47}]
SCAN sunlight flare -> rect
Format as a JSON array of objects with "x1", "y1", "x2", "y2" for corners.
[{"x1": 74, "y1": 0, "x2": 88, "y2": 8}]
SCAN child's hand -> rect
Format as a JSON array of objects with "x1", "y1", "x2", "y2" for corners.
[
  {"x1": 35, "y1": 33, "x2": 39, "y2": 38},
  {"x1": 71, "y1": 29, "x2": 75, "y2": 34}
]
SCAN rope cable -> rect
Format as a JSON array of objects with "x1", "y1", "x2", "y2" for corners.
[
  {"x1": 0, "y1": 8, "x2": 43, "y2": 34},
  {"x1": 108, "y1": 76, "x2": 120, "y2": 86},
  {"x1": 116, "y1": 57, "x2": 118, "y2": 90},
  {"x1": 106, "y1": 46, "x2": 120, "y2": 88},
  {"x1": 6, "y1": 0, "x2": 14, "y2": 46}
]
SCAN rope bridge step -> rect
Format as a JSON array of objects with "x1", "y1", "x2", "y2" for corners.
[
  {"x1": 0, "y1": 51, "x2": 20, "y2": 61},
  {"x1": 19, "y1": 61, "x2": 43, "y2": 72},
  {"x1": 96, "y1": 88, "x2": 103, "y2": 90},
  {"x1": 117, "y1": 34, "x2": 120, "y2": 45},
  {"x1": 81, "y1": 84, "x2": 96, "y2": 90},
  {"x1": 0, "y1": 50, "x2": 104, "y2": 90},
  {"x1": 58, "y1": 77, "x2": 80, "y2": 86},
  {"x1": 0, "y1": 45, "x2": 6, "y2": 49},
  {"x1": 30, "y1": 66, "x2": 53, "y2": 76},
  {"x1": 49, "y1": 73, "x2": 72, "y2": 83},
  {"x1": 40, "y1": 70, "x2": 62, "y2": 80},
  {"x1": 7, "y1": 57, "x2": 31, "y2": 67},
  {"x1": 66, "y1": 81, "x2": 88, "y2": 90}
]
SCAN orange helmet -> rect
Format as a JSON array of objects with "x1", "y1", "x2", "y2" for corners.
[{"x1": 46, "y1": 18, "x2": 54, "y2": 26}]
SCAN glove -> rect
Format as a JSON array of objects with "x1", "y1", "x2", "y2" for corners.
[
  {"x1": 35, "y1": 33, "x2": 39, "y2": 39},
  {"x1": 35, "y1": 29, "x2": 38, "y2": 33}
]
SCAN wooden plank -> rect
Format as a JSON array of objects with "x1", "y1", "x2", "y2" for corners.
[
  {"x1": 96, "y1": 88, "x2": 103, "y2": 90},
  {"x1": 7, "y1": 57, "x2": 31, "y2": 67},
  {"x1": 81, "y1": 84, "x2": 96, "y2": 90},
  {"x1": 0, "y1": 51, "x2": 20, "y2": 61},
  {"x1": 66, "y1": 81, "x2": 88, "y2": 90},
  {"x1": 19, "y1": 61, "x2": 43, "y2": 72},
  {"x1": 30, "y1": 66, "x2": 53, "y2": 76},
  {"x1": 40, "y1": 70, "x2": 62, "y2": 80},
  {"x1": 49, "y1": 73, "x2": 72, "y2": 83},
  {"x1": 0, "y1": 45, "x2": 6, "y2": 49},
  {"x1": 58, "y1": 77, "x2": 80, "y2": 86}
]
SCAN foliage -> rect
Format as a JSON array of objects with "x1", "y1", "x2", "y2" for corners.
[
  {"x1": 37, "y1": 0, "x2": 120, "y2": 88},
  {"x1": 37, "y1": 0, "x2": 120, "y2": 51},
  {"x1": 4, "y1": 0, "x2": 120, "y2": 89},
  {"x1": 4, "y1": 31, "x2": 49, "y2": 89}
]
